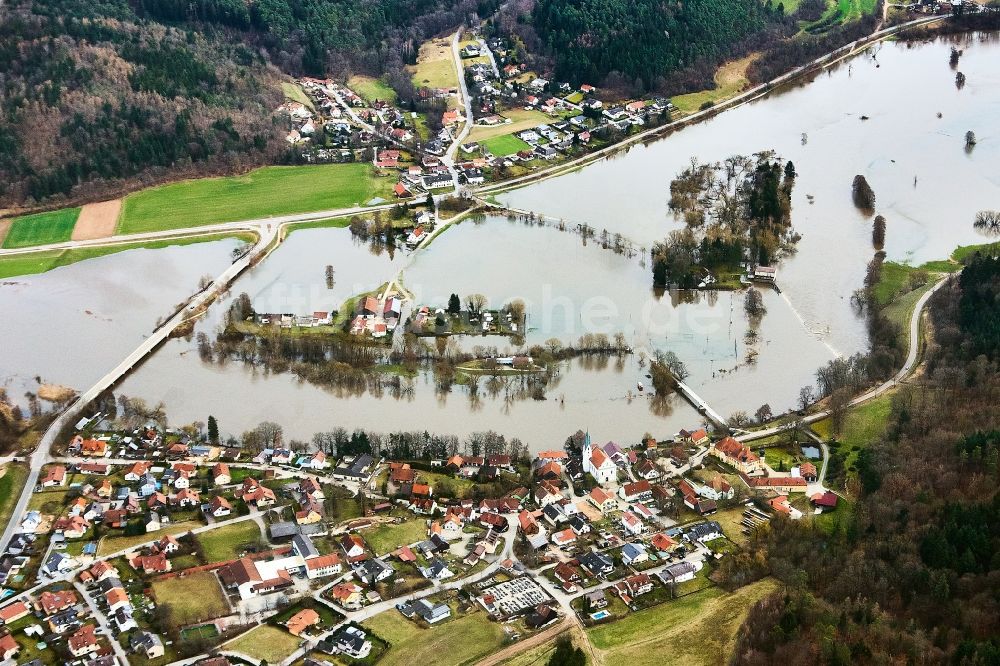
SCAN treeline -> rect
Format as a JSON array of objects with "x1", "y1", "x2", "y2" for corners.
[
  {"x1": 135, "y1": 0, "x2": 500, "y2": 77},
  {"x1": 729, "y1": 254, "x2": 1000, "y2": 664},
  {"x1": 524, "y1": 0, "x2": 794, "y2": 93},
  {"x1": 746, "y1": 3, "x2": 881, "y2": 84},
  {"x1": 0, "y1": 0, "x2": 286, "y2": 207}
]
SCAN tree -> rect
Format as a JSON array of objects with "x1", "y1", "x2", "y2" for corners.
[
  {"x1": 872, "y1": 215, "x2": 886, "y2": 250},
  {"x1": 829, "y1": 387, "x2": 852, "y2": 434},
  {"x1": 965, "y1": 130, "x2": 977, "y2": 147},
  {"x1": 852, "y1": 175, "x2": 876, "y2": 211},
  {"x1": 547, "y1": 636, "x2": 586, "y2": 666},
  {"x1": 798, "y1": 385, "x2": 814, "y2": 412},
  {"x1": 207, "y1": 415, "x2": 219, "y2": 444},
  {"x1": 466, "y1": 293, "x2": 487, "y2": 314},
  {"x1": 728, "y1": 410, "x2": 751, "y2": 428},
  {"x1": 325, "y1": 265, "x2": 335, "y2": 289},
  {"x1": 784, "y1": 160, "x2": 796, "y2": 180},
  {"x1": 744, "y1": 287, "x2": 767, "y2": 318},
  {"x1": 755, "y1": 403, "x2": 773, "y2": 424},
  {"x1": 447, "y1": 293, "x2": 461, "y2": 314}
]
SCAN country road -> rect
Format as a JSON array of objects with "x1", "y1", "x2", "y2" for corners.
[{"x1": 739, "y1": 272, "x2": 951, "y2": 443}]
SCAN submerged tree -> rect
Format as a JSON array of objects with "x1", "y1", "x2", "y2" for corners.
[
  {"x1": 872, "y1": 214, "x2": 887, "y2": 250},
  {"x1": 744, "y1": 286, "x2": 767, "y2": 318},
  {"x1": 324, "y1": 265, "x2": 335, "y2": 289},
  {"x1": 965, "y1": 130, "x2": 977, "y2": 148},
  {"x1": 852, "y1": 174, "x2": 876, "y2": 211}
]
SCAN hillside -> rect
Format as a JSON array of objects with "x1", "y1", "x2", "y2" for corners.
[
  {"x1": 0, "y1": 0, "x2": 486, "y2": 209},
  {"x1": 521, "y1": 0, "x2": 795, "y2": 92},
  {"x1": 0, "y1": 0, "x2": 288, "y2": 208},
  {"x1": 729, "y1": 252, "x2": 1000, "y2": 664}
]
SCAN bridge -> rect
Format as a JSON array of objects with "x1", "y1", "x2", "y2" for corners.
[{"x1": 673, "y1": 378, "x2": 727, "y2": 429}]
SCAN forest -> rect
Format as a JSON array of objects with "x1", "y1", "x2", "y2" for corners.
[
  {"x1": 727, "y1": 251, "x2": 1000, "y2": 664},
  {"x1": 519, "y1": 0, "x2": 794, "y2": 93},
  {"x1": 0, "y1": 0, "x2": 287, "y2": 207}
]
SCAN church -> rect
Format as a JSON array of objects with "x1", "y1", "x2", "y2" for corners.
[{"x1": 582, "y1": 433, "x2": 617, "y2": 485}]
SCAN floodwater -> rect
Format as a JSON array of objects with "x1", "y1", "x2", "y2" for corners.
[
  {"x1": 26, "y1": 34, "x2": 1000, "y2": 449},
  {"x1": 0, "y1": 239, "x2": 243, "y2": 405}
]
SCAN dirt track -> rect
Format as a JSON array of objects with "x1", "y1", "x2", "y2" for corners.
[
  {"x1": 72, "y1": 199, "x2": 121, "y2": 240},
  {"x1": 0, "y1": 218, "x2": 11, "y2": 246},
  {"x1": 476, "y1": 616, "x2": 574, "y2": 666}
]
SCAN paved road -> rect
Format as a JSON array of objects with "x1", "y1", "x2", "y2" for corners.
[{"x1": 75, "y1": 580, "x2": 133, "y2": 666}]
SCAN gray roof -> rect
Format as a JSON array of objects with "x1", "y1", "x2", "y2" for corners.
[
  {"x1": 686, "y1": 521, "x2": 722, "y2": 541},
  {"x1": 269, "y1": 522, "x2": 298, "y2": 539},
  {"x1": 658, "y1": 561, "x2": 697, "y2": 582},
  {"x1": 293, "y1": 534, "x2": 320, "y2": 559}
]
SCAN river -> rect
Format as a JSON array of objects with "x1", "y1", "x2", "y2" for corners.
[{"x1": 9, "y1": 33, "x2": 1000, "y2": 450}]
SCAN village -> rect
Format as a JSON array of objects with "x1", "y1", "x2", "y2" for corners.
[
  {"x1": 0, "y1": 411, "x2": 839, "y2": 666},
  {"x1": 275, "y1": 29, "x2": 677, "y2": 207}
]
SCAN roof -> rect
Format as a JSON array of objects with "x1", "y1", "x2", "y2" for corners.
[
  {"x1": 589, "y1": 487, "x2": 614, "y2": 505},
  {"x1": 590, "y1": 447, "x2": 610, "y2": 469},
  {"x1": 219, "y1": 558, "x2": 261, "y2": 585},
  {"x1": 621, "y1": 480, "x2": 651, "y2": 497},
  {"x1": 306, "y1": 553, "x2": 342, "y2": 570},
  {"x1": 286, "y1": 608, "x2": 320, "y2": 635}
]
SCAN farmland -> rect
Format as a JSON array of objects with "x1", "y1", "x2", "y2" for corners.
[
  {"x1": 349, "y1": 75, "x2": 398, "y2": 104},
  {"x1": 408, "y1": 36, "x2": 460, "y2": 93},
  {"x1": 468, "y1": 109, "x2": 552, "y2": 143},
  {"x1": 118, "y1": 164, "x2": 394, "y2": 234},
  {"x1": 2, "y1": 208, "x2": 81, "y2": 249}
]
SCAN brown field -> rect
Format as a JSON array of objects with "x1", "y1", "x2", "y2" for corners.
[
  {"x1": 0, "y1": 218, "x2": 11, "y2": 246},
  {"x1": 72, "y1": 199, "x2": 122, "y2": 240}
]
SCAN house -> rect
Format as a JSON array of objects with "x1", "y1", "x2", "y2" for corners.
[
  {"x1": 585, "y1": 588, "x2": 607, "y2": 609},
  {"x1": 537, "y1": 450, "x2": 569, "y2": 463},
  {"x1": 154, "y1": 534, "x2": 179, "y2": 554},
  {"x1": 651, "y1": 533, "x2": 678, "y2": 553},
  {"x1": 296, "y1": 502, "x2": 323, "y2": 524},
  {"x1": 80, "y1": 439, "x2": 107, "y2": 457},
  {"x1": 38, "y1": 590, "x2": 79, "y2": 616},
  {"x1": 329, "y1": 626, "x2": 372, "y2": 659},
  {"x1": 332, "y1": 454, "x2": 375, "y2": 481},
  {"x1": 418, "y1": 558, "x2": 452, "y2": 580},
  {"x1": 526, "y1": 604, "x2": 559, "y2": 629},
  {"x1": 810, "y1": 491, "x2": 838, "y2": 511},
  {"x1": 657, "y1": 560, "x2": 698, "y2": 585},
  {"x1": 130, "y1": 632, "x2": 165, "y2": 659},
  {"x1": 68, "y1": 624, "x2": 99, "y2": 657},
  {"x1": 89, "y1": 560, "x2": 117, "y2": 582},
  {"x1": 240, "y1": 479, "x2": 276, "y2": 508},
  {"x1": 133, "y1": 552, "x2": 170, "y2": 574},
  {"x1": 619, "y1": 480, "x2": 652, "y2": 503},
  {"x1": 340, "y1": 534, "x2": 367, "y2": 562},
  {"x1": 797, "y1": 462, "x2": 818, "y2": 483},
  {"x1": 357, "y1": 558, "x2": 394, "y2": 584},
  {"x1": 588, "y1": 487, "x2": 618, "y2": 514},
  {"x1": 96, "y1": 479, "x2": 113, "y2": 498},
  {"x1": 113, "y1": 608, "x2": 139, "y2": 634},
  {"x1": 682, "y1": 429, "x2": 710, "y2": 446},
  {"x1": 328, "y1": 582, "x2": 363, "y2": 608},
  {"x1": 620, "y1": 511, "x2": 644, "y2": 536},
  {"x1": 104, "y1": 587, "x2": 130, "y2": 613},
  {"x1": 621, "y1": 542, "x2": 648, "y2": 566},
  {"x1": 399, "y1": 599, "x2": 450, "y2": 624},
  {"x1": 745, "y1": 475, "x2": 808, "y2": 493},
  {"x1": 551, "y1": 528, "x2": 576, "y2": 547},
  {"x1": 535, "y1": 461, "x2": 562, "y2": 481},
  {"x1": 583, "y1": 434, "x2": 616, "y2": 484},
  {"x1": 0, "y1": 600, "x2": 30, "y2": 625},
  {"x1": 219, "y1": 557, "x2": 292, "y2": 600},
  {"x1": 306, "y1": 553, "x2": 343, "y2": 579},
  {"x1": 711, "y1": 437, "x2": 763, "y2": 474},
  {"x1": 42, "y1": 465, "x2": 67, "y2": 487},
  {"x1": 138, "y1": 473, "x2": 158, "y2": 497},
  {"x1": 54, "y1": 515, "x2": 90, "y2": 539},
  {"x1": 618, "y1": 573, "x2": 654, "y2": 598},
  {"x1": 753, "y1": 265, "x2": 776, "y2": 282},
  {"x1": 212, "y1": 463, "x2": 231, "y2": 485},
  {"x1": 0, "y1": 631, "x2": 19, "y2": 661},
  {"x1": 699, "y1": 473, "x2": 735, "y2": 501},
  {"x1": 43, "y1": 552, "x2": 75, "y2": 577},
  {"x1": 534, "y1": 480, "x2": 562, "y2": 507},
  {"x1": 518, "y1": 510, "x2": 540, "y2": 536},
  {"x1": 145, "y1": 512, "x2": 162, "y2": 532},
  {"x1": 578, "y1": 551, "x2": 614, "y2": 577},
  {"x1": 635, "y1": 459, "x2": 660, "y2": 480},
  {"x1": 394, "y1": 182, "x2": 412, "y2": 198},
  {"x1": 300, "y1": 451, "x2": 330, "y2": 470},
  {"x1": 172, "y1": 488, "x2": 200, "y2": 507},
  {"x1": 286, "y1": 609, "x2": 320, "y2": 636},
  {"x1": 686, "y1": 521, "x2": 723, "y2": 543},
  {"x1": 293, "y1": 534, "x2": 320, "y2": 560}
]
